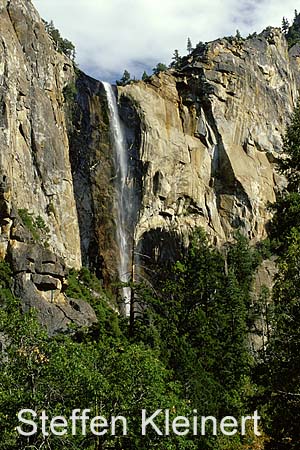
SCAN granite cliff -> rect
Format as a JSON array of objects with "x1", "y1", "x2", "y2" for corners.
[
  {"x1": 0, "y1": 0, "x2": 93, "y2": 332},
  {"x1": 0, "y1": 0, "x2": 299, "y2": 329},
  {"x1": 118, "y1": 29, "x2": 300, "y2": 266}
]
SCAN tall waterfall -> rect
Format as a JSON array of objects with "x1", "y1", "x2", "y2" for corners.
[{"x1": 102, "y1": 82, "x2": 131, "y2": 315}]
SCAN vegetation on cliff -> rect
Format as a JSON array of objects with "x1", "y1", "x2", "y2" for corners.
[
  {"x1": 43, "y1": 20, "x2": 76, "y2": 60},
  {"x1": 282, "y1": 10, "x2": 300, "y2": 48}
]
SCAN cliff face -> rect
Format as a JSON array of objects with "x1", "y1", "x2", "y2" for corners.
[
  {"x1": 0, "y1": 0, "x2": 98, "y2": 333},
  {"x1": 1, "y1": 0, "x2": 300, "y2": 327},
  {"x1": 0, "y1": 0, "x2": 81, "y2": 268},
  {"x1": 119, "y1": 29, "x2": 300, "y2": 264}
]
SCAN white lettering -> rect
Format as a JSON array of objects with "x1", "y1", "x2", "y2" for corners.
[
  {"x1": 141, "y1": 409, "x2": 163, "y2": 435},
  {"x1": 17, "y1": 409, "x2": 37, "y2": 436}
]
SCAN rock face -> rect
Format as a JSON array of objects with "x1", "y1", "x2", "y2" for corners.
[
  {"x1": 67, "y1": 74, "x2": 119, "y2": 283},
  {"x1": 0, "y1": 0, "x2": 81, "y2": 268},
  {"x1": 8, "y1": 210, "x2": 97, "y2": 335},
  {"x1": 0, "y1": 0, "x2": 97, "y2": 331},
  {"x1": 1, "y1": 0, "x2": 300, "y2": 327},
  {"x1": 119, "y1": 29, "x2": 300, "y2": 264}
]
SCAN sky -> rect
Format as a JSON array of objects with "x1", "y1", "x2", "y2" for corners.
[{"x1": 32, "y1": 0, "x2": 298, "y2": 82}]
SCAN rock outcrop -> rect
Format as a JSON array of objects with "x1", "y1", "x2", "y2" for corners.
[
  {"x1": 8, "y1": 210, "x2": 97, "y2": 335},
  {"x1": 118, "y1": 29, "x2": 300, "y2": 264},
  {"x1": 0, "y1": 0, "x2": 81, "y2": 268}
]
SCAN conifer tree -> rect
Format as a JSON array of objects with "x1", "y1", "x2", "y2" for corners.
[
  {"x1": 142, "y1": 70, "x2": 149, "y2": 81},
  {"x1": 187, "y1": 37, "x2": 193, "y2": 54},
  {"x1": 282, "y1": 16, "x2": 290, "y2": 34},
  {"x1": 116, "y1": 69, "x2": 131, "y2": 86},
  {"x1": 171, "y1": 49, "x2": 181, "y2": 68},
  {"x1": 235, "y1": 29, "x2": 242, "y2": 39},
  {"x1": 152, "y1": 63, "x2": 168, "y2": 75}
]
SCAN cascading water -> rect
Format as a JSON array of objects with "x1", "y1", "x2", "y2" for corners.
[{"x1": 102, "y1": 82, "x2": 131, "y2": 315}]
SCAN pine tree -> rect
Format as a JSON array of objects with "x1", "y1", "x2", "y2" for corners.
[
  {"x1": 170, "y1": 49, "x2": 181, "y2": 69},
  {"x1": 44, "y1": 20, "x2": 75, "y2": 60},
  {"x1": 187, "y1": 37, "x2": 193, "y2": 54},
  {"x1": 285, "y1": 10, "x2": 300, "y2": 48},
  {"x1": 282, "y1": 17, "x2": 290, "y2": 35},
  {"x1": 142, "y1": 70, "x2": 149, "y2": 81},
  {"x1": 152, "y1": 63, "x2": 168, "y2": 75},
  {"x1": 116, "y1": 69, "x2": 131, "y2": 86},
  {"x1": 235, "y1": 29, "x2": 242, "y2": 39}
]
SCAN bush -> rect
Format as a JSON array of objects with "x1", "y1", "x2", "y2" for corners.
[{"x1": 18, "y1": 209, "x2": 50, "y2": 246}]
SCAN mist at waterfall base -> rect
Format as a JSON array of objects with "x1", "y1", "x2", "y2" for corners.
[{"x1": 102, "y1": 82, "x2": 132, "y2": 315}]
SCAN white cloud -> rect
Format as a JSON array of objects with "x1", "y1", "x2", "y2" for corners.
[{"x1": 32, "y1": 0, "x2": 298, "y2": 81}]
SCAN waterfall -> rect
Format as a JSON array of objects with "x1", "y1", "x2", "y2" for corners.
[{"x1": 102, "y1": 82, "x2": 131, "y2": 315}]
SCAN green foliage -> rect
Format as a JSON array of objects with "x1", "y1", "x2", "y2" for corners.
[
  {"x1": 247, "y1": 32, "x2": 257, "y2": 39},
  {"x1": 195, "y1": 41, "x2": 207, "y2": 52},
  {"x1": 269, "y1": 191, "x2": 300, "y2": 252},
  {"x1": 0, "y1": 224, "x2": 264, "y2": 449},
  {"x1": 258, "y1": 229, "x2": 300, "y2": 447},
  {"x1": 187, "y1": 37, "x2": 193, "y2": 54},
  {"x1": 18, "y1": 209, "x2": 50, "y2": 245},
  {"x1": 282, "y1": 17, "x2": 290, "y2": 35},
  {"x1": 170, "y1": 49, "x2": 182, "y2": 69},
  {"x1": 44, "y1": 20, "x2": 76, "y2": 60},
  {"x1": 141, "y1": 70, "x2": 149, "y2": 81},
  {"x1": 235, "y1": 29, "x2": 242, "y2": 39},
  {"x1": 269, "y1": 99, "x2": 300, "y2": 252},
  {"x1": 65, "y1": 267, "x2": 121, "y2": 338},
  {"x1": 0, "y1": 261, "x2": 194, "y2": 449},
  {"x1": 283, "y1": 11, "x2": 300, "y2": 48},
  {"x1": 256, "y1": 98, "x2": 300, "y2": 448},
  {"x1": 63, "y1": 81, "x2": 77, "y2": 103},
  {"x1": 132, "y1": 229, "x2": 259, "y2": 449},
  {"x1": 255, "y1": 238, "x2": 273, "y2": 261},
  {"x1": 152, "y1": 62, "x2": 168, "y2": 75},
  {"x1": 227, "y1": 232, "x2": 260, "y2": 303},
  {"x1": 116, "y1": 69, "x2": 131, "y2": 86}
]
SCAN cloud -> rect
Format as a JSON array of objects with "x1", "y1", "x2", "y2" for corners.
[{"x1": 32, "y1": 0, "x2": 298, "y2": 82}]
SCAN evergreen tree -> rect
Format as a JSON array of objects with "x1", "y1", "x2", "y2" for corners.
[
  {"x1": 44, "y1": 20, "x2": 75, "y2": 60},
  {"x1": 142, "y1": 70, "x2": 149, "y2": 81},
  {"x1": 116, "y1": 69, "x2": 131, "y2": 86},
  {"x1": 235, "y1": 29, "x2": 242, "y2": 39},
  {"x1": 0, "y1": 263, "x2": 194, "y2": 450},
  {"x1": 282, "y1": 17, "x2": 290, "y2": 35},
  {"x1": 260, "y1": 99, "x2": 300, "y2": 447},
  {"x1": 187, "y1": 37, "x2": 193, "y2": 54},
  {"x1": 152, "y1": 63, "x2": 168, "y2": 75},
  {"x1": 134, "y1": 228, "x2": 255, "y2": 439},
  {"x1": 284, "y1": 10, "x2": 300, "y2": 48},
  {"x1": 170, "y1": 49, "x2": 181, "y2": 69}
]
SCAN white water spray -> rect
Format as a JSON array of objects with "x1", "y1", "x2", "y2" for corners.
[{"x1": 102, "y1": 82, "x2": 131, "y2": 315}]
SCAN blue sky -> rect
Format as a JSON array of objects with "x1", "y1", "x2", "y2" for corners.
[{"x1": 32, "y1": 0, "x2": 298, "y2": 82}]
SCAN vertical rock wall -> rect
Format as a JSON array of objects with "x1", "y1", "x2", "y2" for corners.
[
  {"x1": 0, "y1": 0, "x2": 81, "y2": 268},
  {"x1": 118, "y1": 28, "x2": 300, "y2": 264}
]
